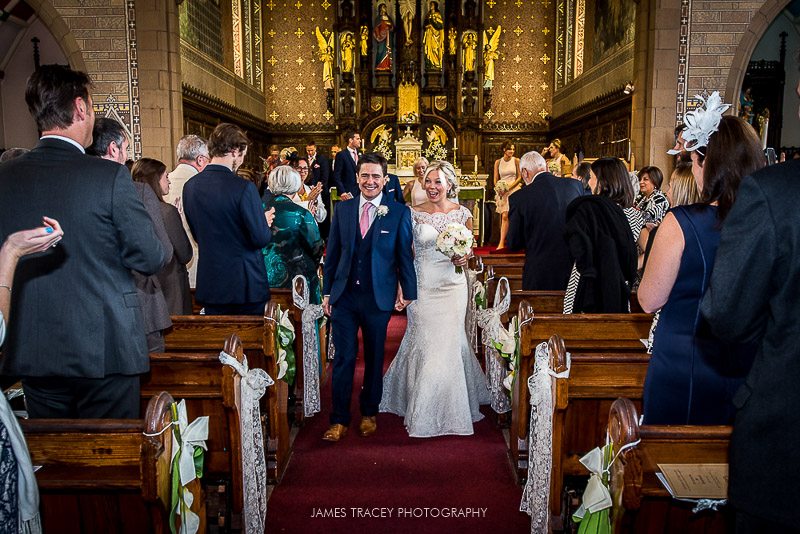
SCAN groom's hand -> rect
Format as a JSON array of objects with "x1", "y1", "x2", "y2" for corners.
[{"x1": 323, "y1": 296, "x2": 331, "y2": 316}]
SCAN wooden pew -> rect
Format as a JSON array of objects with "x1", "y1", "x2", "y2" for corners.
[
  {"x1": 22, "y1": 391, "x2": 197, "y2": 534},
  {"x1": 513, "y1": 302, "x2": 653, "y2": 524},
  {"x1": 608, "y1": 398, "x2": 733, "y2": 533},
  {"x1": 162, "y1": 305, "x2": 290, "y2": 484}
]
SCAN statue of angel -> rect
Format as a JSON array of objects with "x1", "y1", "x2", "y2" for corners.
[
  {"x1": 370, "y1": 124, "x2": 394, "y2": 161},
  {"x1": 483, "y1": 25, "x2": 502, "y2": 88},
  {"x1": 315, "y1": 27, "x2": 335, "y2": 90},
  {"x1": 423, "y1": 124, "x2": 448, "y2": 160}
]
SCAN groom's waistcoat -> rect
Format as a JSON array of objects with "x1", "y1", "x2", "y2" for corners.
[{"x1": 347, "y1": 225, "x2": 375, "y2": 292}]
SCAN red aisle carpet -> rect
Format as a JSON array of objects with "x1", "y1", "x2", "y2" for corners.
[{"x1": 266, "y1": 315, "x2": 530, "y2": 533}]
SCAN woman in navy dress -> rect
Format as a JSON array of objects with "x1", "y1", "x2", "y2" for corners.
[{"x1": 638, "y1": 108, "x2": 764, "y2": 425}]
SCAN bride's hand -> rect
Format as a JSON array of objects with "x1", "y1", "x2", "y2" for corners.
[
  {"x1": 451, "y1": 252, "x2": 470, "y2": 268},
  {"x1": 394, "y1": 286, "x2": 406, "y2": 311}
]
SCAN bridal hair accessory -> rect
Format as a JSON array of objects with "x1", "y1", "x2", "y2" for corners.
[
  {"x1": 376, "y1": 205, "x2": 389, "y2": 218},
  {"x1": 681, "y1": 91, "x2": 730, "y2": 153}
]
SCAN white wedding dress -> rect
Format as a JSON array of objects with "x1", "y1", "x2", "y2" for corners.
[{"x1": 380, "y1": 206, "x2": 490, "y2": 437}]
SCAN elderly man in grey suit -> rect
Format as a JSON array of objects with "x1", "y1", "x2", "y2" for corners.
[
  {"x1": 0, "y1": 65, "x2": 165, "y2": 418},
  {"x1": 88, "y1": 117, "x2": 174, "y2": 352}
]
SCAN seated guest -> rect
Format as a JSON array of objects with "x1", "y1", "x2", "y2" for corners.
[
  {"x1": 563, "y1": 157, "x2": 639, "y2": 313},
  {"x1": 0, "y1": 220, "x2": 63, "y2": 532},
  {"x1": 183, "y1": 123, "x2": 276, "y2": 315},
  {"x1": 402, "y1": 157, "x2": 430, "y2": 206},
  {"x1": 133, "y1": 158, "x2": 193, "y2": 315},
  {"x1": 634, "y1": 166, "x2": 670, "y2": 226},
  {"x1": 290, "y1": 156, "x2": 327, "y2": 224},
  {"x1": 507, "y1": 151, "x2": 584, "y2": 290},
  {"x1": 262, "y1": 166, "x2": 324, "y2": 304},
  {"x1": 638, "y1": 108, "x2": 763, "y2": 425}
]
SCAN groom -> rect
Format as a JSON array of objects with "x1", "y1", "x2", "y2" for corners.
[{"x1": 322, "y1": 152, "x2": 417, "y2": 442}]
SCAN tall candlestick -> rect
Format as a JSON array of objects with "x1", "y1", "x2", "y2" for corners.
[
  {"x1": 474, "y1": 155, "x2": 479, "y2": 174},
  {"x1": 453, "y1": 137, "x2": 457, "y2": 150}
]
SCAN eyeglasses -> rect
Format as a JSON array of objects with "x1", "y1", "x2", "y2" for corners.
[{"x1": 297, "y1": 167, "x2": 309, "y2": 173}]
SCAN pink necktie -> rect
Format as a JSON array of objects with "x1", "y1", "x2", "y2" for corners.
[
  {"x1": 352, "y1": 150, "x2": 358, "y2": 164},
  {"x1": 360, "y1": 202, "x2": 373, "y2": 237}
]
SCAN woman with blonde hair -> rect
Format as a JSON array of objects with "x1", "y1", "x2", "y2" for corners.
[
  {"x1": 493, "y1": 141, "x2": 522, "y2": 250},
  {"x1": 402, "y1": 156, "x2": 430, "y2": 206}
]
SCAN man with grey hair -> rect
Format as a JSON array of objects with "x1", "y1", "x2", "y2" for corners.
[
  {"x1": 166, "y1": 134, "x2": 209, "y2": 287},
  {"x1": 507, "y1": 150, "x2": 584, "y2": 290}
]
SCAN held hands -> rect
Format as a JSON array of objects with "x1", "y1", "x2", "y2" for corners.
[
  {"x1": 322, "y1": 296, "x2": 331, "y2": 316},
  {"x1": 3, "y1": 217, "x2": 64, "y2": 259},
  {"x1": 265, "y1": 207, "x2": 276, "y2": 227},
  {"x1": 394, "y1": 286, "x2": 410, "y2": 311}
]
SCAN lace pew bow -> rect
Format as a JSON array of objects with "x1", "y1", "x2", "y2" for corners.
[
  {"x1": 292, "y1": 274, "x2": 325, "y2": 418},
  {"x1": 474, "y1": 276, "x2": 512, "y2": 414},
  {"x1": 219, "y1": 351, "x2": 273, "y2": 534}
]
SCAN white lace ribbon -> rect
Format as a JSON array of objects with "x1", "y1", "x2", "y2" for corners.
[
  {"x1": 475, "y1": 276, "x2": 511, "y2": 414},
  {"x1": 292, "y1": 274, "x2": 325, "y2": 418},
  {"x1": 219, "y1": 350, "x2": 273, "y2": 534},
  {"x1": 171, "y1": 400, "x2": 209, "y2": 534},
  {"x1": 520, "y1": 341, "x2": 571, "y2": 532}
]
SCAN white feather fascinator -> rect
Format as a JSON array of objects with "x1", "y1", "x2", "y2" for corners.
[{"x1": 681, "y1": 91, "x2": 731, "y2": 153}]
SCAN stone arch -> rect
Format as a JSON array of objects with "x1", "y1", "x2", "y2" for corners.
[
  {"x1": 25, "y1": 0, "x2": 87, "y2": 72},
  {"x1": 725, "y1": 0, "x2": 793, "y2": 113}
]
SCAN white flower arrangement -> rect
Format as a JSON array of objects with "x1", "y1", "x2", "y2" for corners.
[
  {"x1": 474, "y1": 280, "x2": 487, "y2": 309},
  {"x1": 682, "y1": 91, "x2": 731, "y2": 152},
  {"x1": 276, "y1": 306, "x2": 295, "y2": 381},
  {"x1": 435, "y1": 222, "x2": 474, "y2": 274},
  {"x1": 376, "y1": 205, "x2": 389, "y2": 218},
  {"x1": 494, "y1": 180, "x2": 509, "y2": 197},
  {"x1": 374, "y1": 138, "x2": 394, "y2": 161},
  {"x1": 424, "y1": 139, "x2": 448, "y2": 161},
  {"x1": 491, "y1": 316, "x2": 519, "y2": 392}
]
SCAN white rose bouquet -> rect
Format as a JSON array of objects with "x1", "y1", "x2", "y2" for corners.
[
  {"x1": 494, "y1": 180, "x2": 509, "y2": 197},
  {"x1": 436, "y1": 222, "x2": 474, "y2": 274}
]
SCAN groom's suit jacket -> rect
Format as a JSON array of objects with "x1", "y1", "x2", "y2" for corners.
[{"x1": 323, "y1": 194, "x2": 417, "y2": 311}]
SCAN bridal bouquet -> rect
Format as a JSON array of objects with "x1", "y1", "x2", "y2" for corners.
[{"x1": 436, "y1": 222, "x2": 474, "y2": 274}]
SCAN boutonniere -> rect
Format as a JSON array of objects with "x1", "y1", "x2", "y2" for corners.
[
  {"x1": 376, "y1": 205, "x2": 389, "y2": 218},
  {"x1": 314, "y1": 163, "x2": 320, "y2": 169}
]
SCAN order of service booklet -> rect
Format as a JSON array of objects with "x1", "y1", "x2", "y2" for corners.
[{"x1": 656, "y1": 464, "x2": 729, "y2": 499}]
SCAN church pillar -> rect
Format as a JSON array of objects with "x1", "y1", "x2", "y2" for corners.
[
  {"x1": 135, "y1": 0, "x2": 184, "y2": 165},
  {"x1": 631, "y1": 0, "x2": 682, "y2": 172}
]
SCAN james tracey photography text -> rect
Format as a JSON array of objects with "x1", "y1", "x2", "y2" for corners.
[{"x1": 310, "y1": 507, "x2": 488, "y2": 519}]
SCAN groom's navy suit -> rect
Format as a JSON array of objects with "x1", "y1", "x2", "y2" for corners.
[{"x1": 324, "y1": 193, "x2": 417, "y2": 426}]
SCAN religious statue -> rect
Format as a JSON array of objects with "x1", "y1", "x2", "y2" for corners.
[
  {"x1": 360, "y1": 25, "x2": 369, "y2": 56},
  {"x1": 315, "y1": 27, "x2": 335, "y2": 90},
  {"x1": 483, "y1": 25, "x2": 502, "y2": 88},
  {"x1": 370, "y1": 124, "x2": 394, "y2": 161},
  {"x1": 374, "y1": 3, "x2": 394, "y2": 71},
  {"x1": 399, "y1": 0, "x2": 415, "y2": 43},
  {"x1": 462, "y1": 31, "x2": 478, "y2": 72},
  {"x1": 423, "y1": 124, "x2": 448, "y2": 161},
  {"x1": 739, "y1": 86, "x2": 755, "y2": 125},
  {"x1": 423, "y1": 1, "x2": 445, "y2": 69},
  {"x1": 341, "y1": 31, "x2": 355, "y2": 73},
  {"x1": 448, "y1": 28, "x2": 457, "y2": 56}
]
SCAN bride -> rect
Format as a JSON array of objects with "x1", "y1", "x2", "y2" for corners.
[{"x1": 380, "y1": 160, "x2": 490, "y2": 437}]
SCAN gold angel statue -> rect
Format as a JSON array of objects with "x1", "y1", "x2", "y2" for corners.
[
  {"x1": 315, "y1": 27, "x2": 335, "y2": 90},
  {"x1": 462, "y1": 30, "x2": 478, "y2": 72},
  {"x1": 426, "y1": 124, "x2": 447, "y2": 146},
  {"x1": 370, "y1": 124, "x2": 393, "y2": 145},
  {"x1": 483, "y1": 25, "x2": 502, "y2": 88},
  {"x1": 341, "y1": 31, "x2": 355, "y2": 73}
]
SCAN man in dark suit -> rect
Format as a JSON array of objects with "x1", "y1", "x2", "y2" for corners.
[
  {"x1": 0, "y1": 65, "x2": 165, "y2": 418},
  {"x1": 306, "y1": 139, "x2": 331, "y2": 237},
  {"x1": 384, "y1": 172, "x2": 406, "y2": 204},
  {"x1": 89, "y1": 117, "x2": 174, "y2": 352},
  {"x1": 507, "y1": 150, "x2": 584, "y2": 290},
  {"x1": 183, "y1": 123, "x2": 275, "y2": 315},
  {"x1": 701, "y1": 157, "x2": 800, "y2": 531},
  {"x1": 331, "y1": 130, "x2": 361, "y2": 200},
  {"x1": 322, "y1": 153, "x2": 417, "y2": 442}
]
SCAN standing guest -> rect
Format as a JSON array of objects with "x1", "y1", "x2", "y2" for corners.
[
  {"x1": 546, "y1": 138, "x2": 570, "y2": 176},
  {"x1": 165, "y1": 134, "x2": 208, "y2": 288},
  {"x1": 639, "y1": 105, "x2": 764, "y2": 425},
  {"x1": 322, "y1": 153, "x2": 417, "y2": 442},
  {"x1": 306, "y1": 139, "x2": 331, "y2": 237},
  {"x1": 507, "y1": 151, "x2": 584, "y2": 290},
  {"x1": 329, "y1": 144, "x2": 341, "y2": 171},
  {"x1": 402, "y1": 157, "x2": 430, "y2": 206},
  {"x1": 700, "y1": 109, "x2": 800, "y2": 534},
  {"x1": 563, "y1": 157, "x2": 639, "y2": 314},
  {"x1": 0, "y1": 65, "x2": 165, "y2": 418},
  {"x1": 89, "y1": 118, "x2": 174, "y2": 352},
  {"x1": 332, "y1": 131, "x2": 361, "y2": 200},
  {"x1": 183, "y1": 123, "x2": 276, "y2": 315},
  {"x1": 493, "y1": 141, "x2": 522, "y2": 250},
  {"x1": 262, "y1": 166, "x2": 325, "y2": 303},
  {"x1": 290, "y1": 156, "x2": 327, "y2": 224},
  {"x1": 264, "y1": 145, "x2": 281, "y2": 173},
  {"x1": 0, "y1": 220, "x2": 64, "y2": 532},
  {"x1": 572, "y1": 161, "x2": 593, "y2": 194},
  {"x1": 133, "y1": 158, "x2": 193, "y2": 315},
  {"x1": 634, "y1": 166, "x2": 670, "y2": 226}
]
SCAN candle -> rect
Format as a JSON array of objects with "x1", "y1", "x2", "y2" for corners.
[
  {"x1": 474, "y1": 155, "x2": 479, "y2": 173},
  {"x1": 761, "y1": 118, "x2": 769, "y2": 149},
  {"x1": 453, "y1": 137, "x2": 457, "y2": 150}
]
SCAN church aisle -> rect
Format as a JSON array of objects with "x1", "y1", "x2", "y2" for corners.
[{"x1": 266, "y1": 315, "x2": 530, "y2": 533}]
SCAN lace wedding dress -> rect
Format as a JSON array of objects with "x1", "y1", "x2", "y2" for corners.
[{"x1": 380, "y1": 206, "x2": 490, "y2": 437}]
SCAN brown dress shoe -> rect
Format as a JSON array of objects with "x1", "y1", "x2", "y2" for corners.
[
  {"x1": 359, "y1": 416, "x2": 377, "y2": 437},
  {"x1": 322, "y1": 424, "x2": 348, "y2": 442}
]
